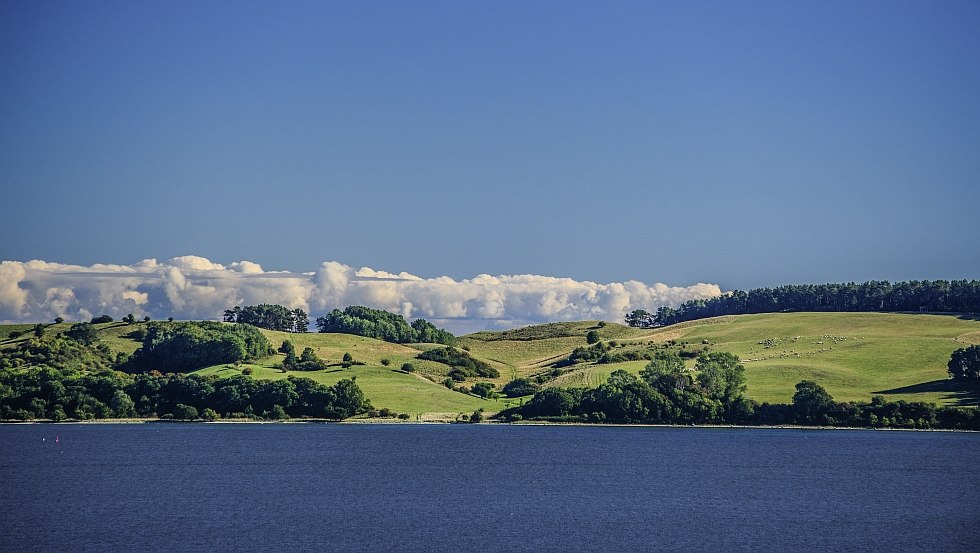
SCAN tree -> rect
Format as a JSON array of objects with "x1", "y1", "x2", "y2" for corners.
[
  {"x1": 401, "y1": 363, "x2": 415, "y2": 373},
  {"x1": 143, "y1": 315, "x2": 151, "y2": 323},
  {"x1": 586, "y1": 330, "x2": 600, "y2": 344},
  {"x1": 33, "y1": 324, "x2": 45, "y2": 338},
  {"x1": 54, "y1": 317, "x2": 64, "y2": 324},
  {"x1": 948, "y1": 345, "x2": 980, "y2": 380},
  {"x1": 472, "y1": 382, "x2": 495, "y2": 398},
  {"x1": 90, "y1": 315, "x2": 113, "y2": 324},
  {"x1": 695, "y1": 352, "x2": 747, "y2": 421},
  {"x1": 625, "y1": 309, "x2": 655, "y2": 328},
  {"x1": 792, "y1": 380, "x2": 834, "y2": 424},
  {"x1": 279, "y1": 340, "x2": 295, "y2": 356},
  {"x1": 292, "y1": 309, "x2": 309, "y2": 333},
  {"x1": 342, "y1": 352, "x2": 353, "y2": 368},
  {"x1": 66, "y1": 323, "x2": 99, "y2": 345}
]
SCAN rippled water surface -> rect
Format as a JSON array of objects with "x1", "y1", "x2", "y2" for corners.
[{"x1": 1, "y1": 424, "x2": 978, "y2": 552}]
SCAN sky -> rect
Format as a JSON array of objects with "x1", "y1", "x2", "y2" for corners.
[{"x1": 1, "y1": 1, "x2": 978, "y2": 330}]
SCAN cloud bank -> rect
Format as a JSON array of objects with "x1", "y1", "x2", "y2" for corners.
[{"x1": 0, "y1": 256, "x2": 722, "y2": 333}]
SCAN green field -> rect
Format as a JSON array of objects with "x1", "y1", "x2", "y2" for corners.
[{"x1": 4, "y1": 312, "x2": 979, "y2": 413}]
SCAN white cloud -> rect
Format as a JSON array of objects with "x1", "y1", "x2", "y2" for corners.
[{"x1": 0, "y1": 256, "x2": 722, "y2": 332}]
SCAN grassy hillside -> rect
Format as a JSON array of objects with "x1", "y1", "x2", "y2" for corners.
[
  {"x1": 4, "y1": 312, "x2": 978, "y2": 413},
  {"x1": 483, "y1": 313, "x2": 979, "y2": 406}
]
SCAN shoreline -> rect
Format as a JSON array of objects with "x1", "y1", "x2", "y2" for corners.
[{"x1": 1, "y1": 418, "x2": 976, "y2": 433}]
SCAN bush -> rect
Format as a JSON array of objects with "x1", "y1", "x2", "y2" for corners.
[
  {"x1": 380, "y1": 358, "x2": 391, "y2": 367},
  {"x1": 502, "y1": 378, "x2": 540, "y2": 397},
  {"x1": 417, "y1": 347, "x2": 499, "y2": 378},
  {"x1": 172, "y1": 404, "x2": 198, "y2": 420},
  {"x1": 397, "y1": 413, "x2": 411, "y2": 420},
  {"x1": 201, "y1": 408, "x2": 219, "y2": 421},
  {"x1": 586, "y1": 330, "x2": 600, "y2": 344},
  {"x1": 401, "y1": 363, "x2": 415, "y2": 373},
  {"x1": 472, "y1": 382, "x2": 495, "y2": 398},
  {"x1": 91, "y1": 315, "x2": 114, "y2": 324},
  {"x1": 242, "y1": 367, "x2": 254, "y2": 375}
]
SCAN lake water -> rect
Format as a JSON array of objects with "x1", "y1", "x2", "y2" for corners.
[{"x1": 1, "y1": 424, "x2": 978, "y2": 552}]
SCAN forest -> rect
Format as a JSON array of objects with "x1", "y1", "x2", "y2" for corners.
[
  {"x1": 0, "y1": 321, "x2": 370, "y2": 421},
  {"x1": 315, "y1": 305, "x2": 456, "y2": 345},
  {"x1": 628, "y1": 279, "x2": 980, "y2": 327}
]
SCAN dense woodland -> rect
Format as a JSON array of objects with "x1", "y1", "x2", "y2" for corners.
[
  {"x1": 223, "y1": 304, "x2": 309, "y2": 333},
  {"x1": 628, "y1": 279, "x2": 980, "y2": 328},
  {"x1": 315, "y1": 305, "x2": 456, "y2": 345},
  {"x1": 0, "y1": 321, "x2": 369, "y2": 421},
  {"x1": 506, "y1": 351, "x2": 980, "y2": 430}
]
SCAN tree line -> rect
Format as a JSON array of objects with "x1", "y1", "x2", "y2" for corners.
[
  {"x1": 126, "y1": 321, "x2": 272, "y2": 373},
  {"x1": 223, "y1": 304, "x2": 309, "y2": 333},
  {"x1": 0, "y1": 367, "x2": 369, "y2": 421},
  {"x1": 0, "y1": 321, "x2": 370, "y2": 421},
  {"x1": 626, "y1": 279, "x2": 980, "y2": 328},
  {"x1": 315, "y1": 305, "x2": 456, "y2": 345},
  {"x1": 504, "y1": 351, "x2": 980, "y2": 430}
]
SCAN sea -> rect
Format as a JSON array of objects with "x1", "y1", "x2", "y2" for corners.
[{"x1": 1, "y1": 423, "x2": 978, "y2": 552}]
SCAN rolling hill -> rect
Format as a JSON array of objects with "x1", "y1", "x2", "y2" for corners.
[{"x1": 3, "y1": 312, "x2": 978, "y2": 416}]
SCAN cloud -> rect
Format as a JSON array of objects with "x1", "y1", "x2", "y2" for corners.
[{"x1": 0, "y1": 256, "x2": 722, "y2": 333}]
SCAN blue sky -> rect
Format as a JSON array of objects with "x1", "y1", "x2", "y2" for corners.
[{"x1": 2, "y1": 0, "x2": 978, "y2": 297}]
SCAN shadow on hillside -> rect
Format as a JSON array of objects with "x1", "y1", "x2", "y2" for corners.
[{"x1": 874, "y1": 379, "x2": 980, "y2": 407}]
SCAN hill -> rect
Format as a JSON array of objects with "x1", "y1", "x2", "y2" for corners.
[
  {"x1": 3, "y1": 312, "x2": 978, "y2": 415},
  {"x1": 461, "y1": 313, "x2": 980, "y2": 406}
]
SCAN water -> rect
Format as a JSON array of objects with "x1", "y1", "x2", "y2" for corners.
[{"x1": 1, "y1": 424, "x2": 978, "y2": 552}]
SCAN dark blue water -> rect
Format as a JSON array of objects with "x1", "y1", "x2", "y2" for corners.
[{"x1": 1, "y1": 424, "x2": 978, "y2": 552}]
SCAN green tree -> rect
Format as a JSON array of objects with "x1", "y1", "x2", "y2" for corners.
[
  {"x1": 54, "y1": 317, "x2": 64, "y2": 324},
  {"x1": 33, "y1": 323, "x2": 45, "y2": 338},
  {"x1": 279, "y1": 340, "x2": 295, "y2": 355},
  {"x1": 65, "y1": 323, "x2": 99, "y2": 345},
  {"x1": 948, "y1": 345, "x2": 980, "y2": 380},
  {"x1": 401, "y1": 363, "x2": 415, "y2": 373},
  {"x1": 695, "y1": 352, "x2": 747, "y2": 421},
  {"x1": 472, "y1": 382, "x2": 495, "y2": 398},
  {"x1": 792, "y1": 380, "x2": 834, "y2": 424},
  {"x1": 625, "y1": 309, "x2": 655, "y2": 328},
  {"x1": 586, "y1": 330, "x2": 600, "y2": 344}
]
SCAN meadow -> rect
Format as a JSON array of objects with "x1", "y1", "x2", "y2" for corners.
[{"x1": 3, "y1": 312, "x2": 978, "y2": 415}]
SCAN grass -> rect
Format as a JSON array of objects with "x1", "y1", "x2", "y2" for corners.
[
  {"x1": 5, "y1": 312, "x2": 979, "y2": 411},
  {"x1": 612, "y1": 312, "x2": 980, "y2": 405},
  {"x1": 192, "y1": 362, "x2": 510, "y2": 416}
]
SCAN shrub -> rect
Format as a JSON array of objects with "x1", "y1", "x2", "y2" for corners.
[
  {"x1": 201, "y1": 408, "x2": 219, "y2": 421},
  {"x1": 586, "y1": 330, "x2": 600, "y2": 344},
  {"x1": 401, "y1": 363, "x2": 415, "y2": 373},
  {"x1": 91, "y1": 315, "x2": 114, "y2": 324},
  {"x1": 380, "y1": 358, "x2": 391, "y2": 366},
  {"x1": 417, "y1": 347, "x2": 499, "y2": 378},
  {"x1": 502, "y1": 378, "x2": 540, "y2": 397},
  {"x1": 172, "y1": 404, "x2": 198, "y2": 420},
  {"x1": 472, "y1": 382, "x2": 495, "y2": 398}
]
